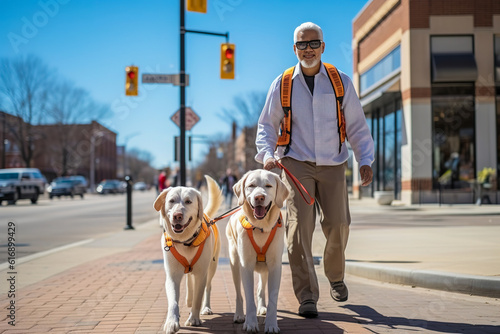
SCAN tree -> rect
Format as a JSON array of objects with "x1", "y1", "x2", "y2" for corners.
[
  {"x1": 44, "y1": 80, "x2": 112, "y2": 176},
  {"x1": 0, "y1": 55, "x2": 52, "y2": 167}
]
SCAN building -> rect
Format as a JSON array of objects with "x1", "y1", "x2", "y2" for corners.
[
  {"x1": 0, "y1": 111, "x2": 117, "y2": 187},
  {"x1": 352, "y1": 0, "x2": 500, "y2": 204}
]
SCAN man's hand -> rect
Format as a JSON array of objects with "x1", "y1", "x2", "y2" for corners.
[
  {"x1": 360, "y1": 165, "x2": 373, "y2": 186},
  {"x1": 264, "y1": 157, "x2": 277, "y2": 171}
]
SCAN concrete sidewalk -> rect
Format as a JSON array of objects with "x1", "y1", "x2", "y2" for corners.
[{"x1": 1, "y1": 199, "x2": 499, "y2": 333}]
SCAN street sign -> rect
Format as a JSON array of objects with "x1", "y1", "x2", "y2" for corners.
[
  {"x1": 142, "y1": 74, "x2": 189, "y2": 86},
  {"x1": 171, "y1": 107, "x2": 200, "y2": 131}
]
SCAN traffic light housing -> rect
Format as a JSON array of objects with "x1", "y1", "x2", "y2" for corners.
[
  {"x1": 125, "y1": 66, "x2": 138, "y2": 96},
  {"x1": 220, "y1": 43, "x2": 235, "y2": 79},
  {"x1": 187, "y1": 0, "x2": 207, "y2": 13}
]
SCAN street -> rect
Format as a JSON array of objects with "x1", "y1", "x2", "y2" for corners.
[{"x1": 0, "y1": 190, "x2": 158, "y2": 263}]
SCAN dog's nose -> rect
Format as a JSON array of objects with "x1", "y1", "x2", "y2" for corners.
[
  {"x1": 254, "y1": 194, "x2": 265, "y2": 204},
  {"x1": 173, "y1": 213, "x2": 183, "y2": 221}
]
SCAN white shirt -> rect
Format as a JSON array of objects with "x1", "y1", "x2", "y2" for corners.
[{"x1": 255, "y1": 63, "x2": 374, "y2": 167}]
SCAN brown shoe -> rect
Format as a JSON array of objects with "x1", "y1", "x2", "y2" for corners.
[
  {"x1": 330, "y1": 281, "x2": 348, "y2": 302},
  {"x1": 298, "y1": 300, "x2": 318, "y2": 318}
]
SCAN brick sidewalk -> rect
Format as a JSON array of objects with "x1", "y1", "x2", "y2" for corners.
[{"x1": 1, "y1": 233, "x2": 373, "y2": 334}]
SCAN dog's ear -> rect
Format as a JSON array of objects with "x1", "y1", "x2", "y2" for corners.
[
  {"x1": 233, "y1": 172, "x2": 248, "y2": 206},
  {"x1": 153, "y1": 188, "x2": 171, "y2": 212},
  {"x1": 273, "y1": 174, "x2": 290, "y2": 208},
  {"x1": 195, "y1": 190, "x2": 204, "y2": 220}
]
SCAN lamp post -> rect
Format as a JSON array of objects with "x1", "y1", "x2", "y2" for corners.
[{"x1": 90, "y1": 131, "x2": 104, "y2": 193}]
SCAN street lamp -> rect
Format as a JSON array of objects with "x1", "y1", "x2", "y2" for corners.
[{"x1": 90, "y1": 131, "x2": 104, "y2": 193}]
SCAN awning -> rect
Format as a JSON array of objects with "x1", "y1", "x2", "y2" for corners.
[
  {"x1": 360, "y1": 74, "x2": 400, "y2": 108},
  {"x1": 432, "y1": 53, "x2": 477, "y2": 83}
]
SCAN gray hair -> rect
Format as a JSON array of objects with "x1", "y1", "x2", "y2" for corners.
[{"x1": 294, "y1": 22, "x2": 323, "y2": 43}]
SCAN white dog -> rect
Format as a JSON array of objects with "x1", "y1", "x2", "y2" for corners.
[
  {"x1": 153, "y1": 175, "x2": 223, "y2": 334},
  {"x1": 226, "y1": 169, "x2": 289, "y2": 333}
]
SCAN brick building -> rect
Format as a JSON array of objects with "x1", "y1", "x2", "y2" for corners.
[
  {"x1": 352, "y1": 0, "x2": 500, "y2": 204},
  {"x1": 0, "y1": 111, "x2": 117, "y2": 186}
]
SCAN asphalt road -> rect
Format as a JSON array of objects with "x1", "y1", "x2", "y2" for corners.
[{"x1": 0, "y1": 189, "x2": 159, "y2": 263}]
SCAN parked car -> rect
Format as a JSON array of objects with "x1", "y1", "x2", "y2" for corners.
[
  {"x1": 96, "y1": 180, "x2": 126, "y2": 194},
  {"x1": 48, "y1": 177, "x2": 86, "y2": 199},
  {"x1": 63, "y1": 175, "x2": 88, "y2": 192},
  {"x1": 0, "y1": 168, "x2": 46, "y2": 205},
  {"x1": 133, "y1": 181, "x2": 148, "y2": 191}
]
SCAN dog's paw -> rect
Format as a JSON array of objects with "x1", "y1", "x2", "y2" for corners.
[
  {"x1": 233, "y1": 313, "x2": 245, "y2": 323},
  {"x1": 243, "y1": 318, "x2": 259, "y2": 333},
  {"x1": 265, "y1": 319, "x2": 280, "y2": 334},
  {"x1": 185, "y1": 313, "x2": 202, "y2": 327},
  {"x1": 257, "y1": 306, "x2": 267, "y2": 315},
  {"x1": 163, "y1": 319, "x2": 180, "y2": 334},
  {"x1": 201, "y1": 306, "x2": 213, "y2": 315},
  {"x1": 265, "y1": 325, "x2": 280, "y2": 333}
]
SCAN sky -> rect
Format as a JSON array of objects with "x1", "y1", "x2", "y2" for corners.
[{"x1": 0, "y1": 0, "x2": 368, "y2": 170}]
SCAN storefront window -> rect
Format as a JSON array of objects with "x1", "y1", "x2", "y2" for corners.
[
  {"x1": 496, "y1": 87, "x2": 500, "y2": 189},
  {"x1": 432, "y1": 84, "x2": 475, "y2": 189}
]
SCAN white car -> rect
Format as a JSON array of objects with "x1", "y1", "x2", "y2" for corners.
[{"x1": 133, "y1": 181, "x2": 148, "y2": 191}]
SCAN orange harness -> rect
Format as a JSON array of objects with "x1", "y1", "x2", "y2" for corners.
[
  {"x1": 164, "y1": 214, "x2": 219, "y2": 274},
  {"x1": 239, "y1": 214, "x2": 282, "y2": 263}
]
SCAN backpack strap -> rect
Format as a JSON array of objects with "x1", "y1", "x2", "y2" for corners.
[
  {"x1": 323, "y1": 63, "x2": 346, "y2": 153},
  {"x1": 277, "y1": 66, "x2": 295, "y2": 154}
]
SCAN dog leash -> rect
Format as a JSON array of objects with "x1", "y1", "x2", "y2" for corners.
[
  {"x1": 206, "y1": 206, "x2": 242, "y2": 226},
  {"x1": 276, "y1": 161, "x2": 315, "y2": 205}
]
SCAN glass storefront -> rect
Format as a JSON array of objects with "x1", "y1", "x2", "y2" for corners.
[
  {"x1": 431, "y1": 83, "x2": 475, "y2": 189},
  {"x1": 363, "y1": 98, "x2": 402, "y2": 199}
]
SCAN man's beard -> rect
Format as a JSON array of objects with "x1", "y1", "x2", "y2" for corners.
[{"x1": 299, "y1": 57, "x2": 320, "y2": 69}]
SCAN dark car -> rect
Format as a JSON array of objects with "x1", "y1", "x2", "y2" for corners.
[
  {"x1": 96, "y1": 180, "x2": 126, "y2": 194},
  {"x1": 48, "y1": 178, "x2": 86, "y2": 199}
]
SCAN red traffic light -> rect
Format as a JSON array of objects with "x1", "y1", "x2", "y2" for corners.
[
  {"x1": 225, "y1": 48, "x2": 234, "y2": 59},
  {"x1": 127, "y1": 71, "x2": 136, "y2": 79}
]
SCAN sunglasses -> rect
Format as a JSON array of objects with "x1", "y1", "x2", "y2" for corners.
[{"x1": 295, "y1": 40, "x2": 322, "y2": 50}]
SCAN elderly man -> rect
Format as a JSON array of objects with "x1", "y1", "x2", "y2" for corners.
[{"x1": 255, "y1": 22, "x2": 374, "y2": 318}]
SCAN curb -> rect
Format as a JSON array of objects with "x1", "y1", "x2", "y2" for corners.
[{"x1": 346, "y1": 262, "x2": 500, "y2": 298}]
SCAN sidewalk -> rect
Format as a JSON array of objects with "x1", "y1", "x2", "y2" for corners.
[{"x1": 1, "y1": 199, "x2": 499, "y2": 333}]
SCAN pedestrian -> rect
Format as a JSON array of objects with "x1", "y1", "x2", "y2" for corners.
[
  {"x1": 220, "y1": 168, "x2": 238, "y2": 208},
  {"x1": 157, "y1": 168, "x2": 170, "y2": 193},
  {"x1": 255, "y1": 22, "x2": 374, "y2": 318}
]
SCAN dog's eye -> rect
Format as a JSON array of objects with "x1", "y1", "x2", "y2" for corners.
[
  {"x1": 185, "y1": 199, "x2": 192, "y2": 204},
  {"x1": 169, "y1": 199, "x2": 175, "y2": 203},
  {"x1": 265, "y1": 184, "x2": 273, "y2": 188},
  {"x1": 247, "y1": 184, "x2": 256, "y2": 188}
]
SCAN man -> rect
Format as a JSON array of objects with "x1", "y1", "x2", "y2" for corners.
[
  {"x1": 255, "y1": 22, "x2": 374, "y2": 318},
  {"x1": 219, "y1": 168, "x2": 238, "y2": 208}
]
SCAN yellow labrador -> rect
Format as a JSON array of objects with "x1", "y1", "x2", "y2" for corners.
[
  {"x1": 153, "y1": 175, "x2": 223, "y2": 334},
  {"x1": 226, "y1": 169, "x2": 289, "y2": 333}
]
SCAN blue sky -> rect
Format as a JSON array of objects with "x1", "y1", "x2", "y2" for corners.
[{"x1": 0, "y1": 0, "x2": 368, "y2": 169}]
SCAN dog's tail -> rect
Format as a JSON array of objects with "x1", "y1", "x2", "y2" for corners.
[{"x1": 204, "y1": 175, "x2": 223, "y2": 219}]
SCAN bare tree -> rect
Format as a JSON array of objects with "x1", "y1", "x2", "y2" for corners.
[
  {"x1": 0, "y1": 55, "x2": 52, "y2": 167},
  {"x1": 45, "y1": 80, "x2": 112, "y2": 176}
]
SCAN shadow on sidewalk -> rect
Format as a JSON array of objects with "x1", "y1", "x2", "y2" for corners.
[{"x1": 342, "y1": 305, "x2": 499, "y2": 333}]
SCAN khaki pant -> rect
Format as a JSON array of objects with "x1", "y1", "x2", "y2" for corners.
[{"x1": 281, "y1": 157, "x2": 351, "y2": 304}]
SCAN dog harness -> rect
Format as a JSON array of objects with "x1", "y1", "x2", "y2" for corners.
[
  {"x1": 164, "y1": 214, "x2": 219, "y2": 274},
  {"x1": 278, "y1": 62, "x2": 346, "y2": 154},
  {"x1": 239, "y1": 213, "x2": 283, "y2": 263}
]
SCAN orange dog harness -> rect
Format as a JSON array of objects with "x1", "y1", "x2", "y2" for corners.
[
  {"x1": 239, "y1": 214, "x2": 282, "y2": 263},
  {"x1": 164, "y1": 214, "x2": 219, "y2": 274}
]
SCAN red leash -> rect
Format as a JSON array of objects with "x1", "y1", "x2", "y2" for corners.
[{"x1": 276, "y1": 161, "x2": 315, "y2": 205}]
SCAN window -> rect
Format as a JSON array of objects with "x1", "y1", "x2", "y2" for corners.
[
  {"x1": 360, "y1": 45, "x2": 401, "y2": 95},
  {"x1": 432, "y1": 84, "x2": 475, "y2": 189}
]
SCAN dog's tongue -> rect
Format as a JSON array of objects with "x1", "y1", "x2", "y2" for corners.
[{"x1": 253, "y1": 205, "x2": 267, "y2": 219}]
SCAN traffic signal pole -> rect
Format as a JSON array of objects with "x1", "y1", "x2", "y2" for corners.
[{"x1": 179, "y1": 0, "x2": 229, "y2": 186}]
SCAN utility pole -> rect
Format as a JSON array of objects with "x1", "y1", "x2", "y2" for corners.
[
  {"x1": 178, "y1": 0, "x2": 229, "y2": 186},
  {"x1": 179, "y1": 0, "x2": 187, "y2": 186}
]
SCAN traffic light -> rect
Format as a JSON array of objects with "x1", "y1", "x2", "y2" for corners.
[
  {"x1": 220, "y1": 43, "x2": 235, "y2": 79},
  {"x1": 125, "y1": 66, "x2": 138, "y2": 96},
  {"x1": 187, "y1": 0, "x2": 207, "y2": 13}
]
